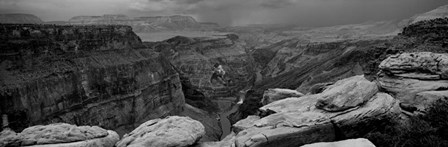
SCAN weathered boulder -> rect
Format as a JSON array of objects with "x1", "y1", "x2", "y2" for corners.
[
  {"x1": 0, "y1": 123, "x2": 119, "y2": 147},
  {"x1": 230, "y1": 76, "x2": 400, "y2": 147},
  {"x1": 116, "y1": 116, "x2": 205, "y2": 147},
  {"x1": 233, "y1": 115, "x2": 261, "y2": 133},
  {"x1": 0, "y1": 129, "x2": 19, "y2": 147},
  {"x1": 301, "y1": 138, "x2": 376, "y2": 147},
  {"x1": 378, "y1": 52, "x2": 448, "y2": 113},
  {"x1": 261, "y1": 88, "x2": 304, "y2": 105},
  {"x1": 379, "y1": 52, "x2": 448, "y2": 79},
  {"x1": 316, "y1": 75, "x2": 378, "y2": 112}
]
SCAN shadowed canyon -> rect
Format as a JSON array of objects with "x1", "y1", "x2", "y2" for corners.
[{"x1": 1, "y1": 3, "x2": 448, "y2": 147}]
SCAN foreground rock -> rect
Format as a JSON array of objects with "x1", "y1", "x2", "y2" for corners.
[
  {"x1": 230, "y1": 75, "x2": 400, "y2": 147},
  {"x1": 116, "y1": 116, "x2": 205, "y2": 147},
  {"x1": 378, "y1": 52, "x2": 448, "y2": 113},
  {"x1": 301, "y1": 138, "x2": 376, "y2": 147},
  {"x1": 0, "y1": 123, "x2": 118, "y2": 147},
  {"x1": 261, "y1": 88, "x2": 304, "y2": 105}
]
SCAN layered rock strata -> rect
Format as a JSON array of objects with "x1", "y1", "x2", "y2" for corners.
[{"x1": 0, "y1": 24, "x2": 185, "y2": 135}]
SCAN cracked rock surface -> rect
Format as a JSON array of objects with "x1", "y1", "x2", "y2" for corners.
[{"x1": 116, "y1": 116, "x2": 205, "y2": 147}]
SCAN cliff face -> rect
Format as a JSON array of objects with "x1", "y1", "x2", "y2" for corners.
[
  {"x1": 0, "y1": 24, "x2": 185, "y2": 136},
  {"x1": 0, "y1": 14, "x2": 43, "y2": 24},
  {"x1": 68, "y1": 15, "x2": 217, "y2": 32}
]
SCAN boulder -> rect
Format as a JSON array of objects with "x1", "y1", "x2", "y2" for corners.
[
  {"x1": 301, "y1": 138, "x2": 376, "y2": 147},
  {"x1": 116, "y1": 116, "x2": 205, "y2": 147},
  {"x1": 230, "y1": 75, "x2": 400, "y2": 147},
  {"x1": 379, "y1": 52, "x2": 448, "y2": 79},
  {"x1": 0, "y1": 123, "x2": 119, "y2": 147},
  {"x1": 315, "y1": 75, "x2": 378, "y2": 112},
  {"x1": 0, "y1": 129, "x2": 19, "y2": 147},
  {"x1": 414, "y1": 91, "x2": 448, "y2": 112},
  {"x1": 378, "y1": 52, "x2": 448, "y2": 113},
  {"x1": 261, "y1": 88, "x2": 304, "y2": 105}
]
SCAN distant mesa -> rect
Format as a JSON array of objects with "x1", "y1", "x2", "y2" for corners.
[
  {"x1": 0, "y1": 13, "x2": 43, "y2": 24},
  {"x1": 68, "y1": 14, "x2": 220, "y2": 32}
]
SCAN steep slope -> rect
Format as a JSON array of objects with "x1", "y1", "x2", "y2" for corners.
[
  {"x1": 0, "y1": 14, "x2": 43, "y2": 24},
  {"x1": 0, "y1": 24, "x2": 184, "y2": 136}
]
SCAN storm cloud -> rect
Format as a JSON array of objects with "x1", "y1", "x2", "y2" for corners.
[{"x1": 0, "y1": 0, "x2": 447, "y2": 26}]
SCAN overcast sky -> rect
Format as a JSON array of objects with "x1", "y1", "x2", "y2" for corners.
[{"x1": 0, "y1": 0, "x2": 447, "y2": 26}]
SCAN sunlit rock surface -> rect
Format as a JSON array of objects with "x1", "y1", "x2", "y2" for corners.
[
  {"x1": 261, "y1": 88, "x2": 304, "y2": 105},
  {"x1": 378, "y1": 52, "x2": 448, "y2": 113},
  {"x1": 229, "y1": 76, "x2": 400, "y2": 147},
  {"x1": 301, "y1": 138, "x2": 376, "y2": 147},
  {"x1": 0, "y1": 123, "x2": 119, "y2": 147},
  {"x1": 116, "y1": 116, "x2": 205, "y2": 147}
]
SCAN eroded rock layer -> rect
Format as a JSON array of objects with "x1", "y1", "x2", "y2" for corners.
[{"x1": 0, "y1": 24, "x2": 185, "y2": 136}]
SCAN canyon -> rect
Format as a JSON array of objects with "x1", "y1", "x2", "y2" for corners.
[{"x1": 1, "y1": 3, "x2": 448, "y2": 147}]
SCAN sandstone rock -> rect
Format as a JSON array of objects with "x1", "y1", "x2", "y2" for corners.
[
  {"x1": 0, "y1": 124, "x2": 119, "y2": 147},
  {"x1": 315, "y1": 75, "x2": 378, "y2": 112},
  {"x1": 25, "y1": 130, "x2": 119, "y2": 147},
  {"x1": 231, "y1": 76, "x2": 400, "y2": 147},
  {"x1": 116, "y1": 116, "x2": 205, "y2": 147},
  {"x1": 414, "y1": 91, "x2": 448, "y2": 112},
  {"x1": 379, "y1": 52, "x2": 448, "y2": 79},
  {"x1": 261, "y1": 88, "x2": 304, "y2": 105},
  {"x1": 19, "y1": 123, "x2": 109, "y2": 146},
  {"x1": 233, "y1": 115, "x2": 261, "y2": 133},
  {"x1": 301, "y1": 138, "x2": 376, "y2": 147},
  {"x1": 0, "y1": 129, "x2": 19, "y2": 147}
]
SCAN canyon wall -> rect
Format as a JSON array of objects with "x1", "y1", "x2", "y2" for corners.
[
  {"x1": 0, "y1": 24, "x2": 185, "y2": 136},
  {"x1": 69, "y1": 15, "x2": 219, "y2": 32}
]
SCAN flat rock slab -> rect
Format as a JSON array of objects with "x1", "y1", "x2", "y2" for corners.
[
  {"x1": 262, "y1": 88, "x2": 304, "y2": 105},
  {"x1": 116, "y1": 116, "x2": 205, "y2": 147},
  {"x1": 301, "y1": 138, "x2": 376, "y2": 147},
  {"x1": 0, "y1": 123, "x2": 119, "y2": 147}
]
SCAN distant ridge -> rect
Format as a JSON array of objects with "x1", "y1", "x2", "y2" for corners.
[
  {"x1": 0, "y1": 13, "x2": 43, "y2": 24},
  {"x1": 68, "y1": 14, "x2": 220, "y2": 32}
]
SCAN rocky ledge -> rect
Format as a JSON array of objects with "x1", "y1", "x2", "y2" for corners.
[
  {"x1": 0, "y1": 123, "x2": 119, "y2": 147},
  {"x1": 201, "y1": 75, "x2": 400, "y2": 147},
  {"x1": 378, "y1": 52, "x2": 448, "y2": 114}
]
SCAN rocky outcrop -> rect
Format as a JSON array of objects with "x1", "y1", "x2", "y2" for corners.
[
  {"x1": 149, "y1": 35, "x2": 255, "y2": 99},
  {"x1": 0, "y1": 14, "x2": 43, "y2": 24},
  {"x1": 378, "y1": 52, "x2": 448, "y2": 113},
  {"x1": 227, "y1": 75, "x2": 400, "y2": 147},
  {"x1": 261, "y1": 88, "x2": 304, "y2": 105},
  {"x1": 0, "y1": 24, "x2": 185, "y2": 136},
  {"x1": 180, "y1": 104, "x2": 222, "y2": 142},
  {"x1": 116, "y1": 116, "x2": 205, "y2": 147},
  {"x1": 0, "y1": 123, "x2": 119, "y2": 147},
  {"x1": 69, "y1": 15, "x2": 219, "y2": 32},
  {"x1": 301, "y1": 138, "x2": 376, "y2": 147}
]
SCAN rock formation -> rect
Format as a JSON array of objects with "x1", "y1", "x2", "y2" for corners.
[
  {"x1": 0, "y1": 123, "x2": 119, "y2": 147},
  {"x1": 378, "y1": 52, "x2": 448, "y2": 113},
  {"x1": 116, "y1": 116, "x2": 205, "y2": 147},
  {"x1": 0, "y1": 24, "x2": 185, "y2": 136},
  {"x1": 213, "y1": 75, "x2": 400, "y2": 147},
  {"x1": 261, "y1": 88, "x2": 304, "y2": 105},
  {"x1": 69, "y1": 14, "x2": 219, "y2": 32},
  {"x1": 0, "y1": 14, "x2": 43, "y2": 24},
  {"x1": 301, "y1": 138, "x2": 376, "y2": 147}
]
